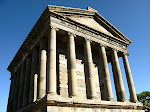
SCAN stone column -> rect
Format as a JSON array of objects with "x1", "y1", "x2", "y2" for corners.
[
  {"x1": 99, "y1": 44, "x2": 113, "y2": 101},
  {"x1": 111, "y1": 49, "x2": 126, "y2": 102},
  {"x1": 84, "y1": 39, "x2": 96, "y2": 99},
  {"x1": 10, "y1": 74, "x2": 16, "y2": 111},
  {"x1": 38, "y1": 39, "x2": 47, "y2": 99},
  {"x1": 29, "y1": 47, "x2": 39, "y2": 103},
  {"x1": 7, "y1": 75, "x2": 14, "y2": 112},
  {"x1": 122, "y1": 53, "x2": 138, "y2": 102},
  {"x1": 23, "y1": 57, "x2": 31, "y2": 106},
  {"x1": 17, "y1": 62, "x2": 26, "y2": 109},
  {"x1": 68, "y1": 33, "x2": 77, "y2": 97},
  {"x1": 34, "y1": 74, "x2": 38, "y2": 102},
  {"x1": 13, "y1": 68, "x2": 21, "y2": 111},
  {"x1": 47, "y1": 26, "x2": 57, "y2": 95}
]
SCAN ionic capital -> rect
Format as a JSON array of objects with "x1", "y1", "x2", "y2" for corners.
[
  {"x1": 85, "y1": 38, "x2": 92, "y2": 43},
  {"x1": 99, "y1": 43, "x2": 106, "y2": 48},
  {"x1": 112, "y1": 48, "x2": 119, "y2": 52},
  {"x1": 123, "y1": 52, "x2": 129, "y2": 56},
  {"x1": 49, "y1": 25, "x2": 59, "y2": 31},
  {"x1": 68, "y1": 32, "x2": 76, "y2": 37}
]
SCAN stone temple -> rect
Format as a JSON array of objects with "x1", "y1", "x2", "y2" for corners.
[{"x1": 7, "y1": 5, "x2": 144, "y2": 112}]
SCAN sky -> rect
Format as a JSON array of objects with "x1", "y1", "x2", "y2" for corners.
[{"x1": 0, "y1": 0, "x2": 150, "y2": 111}]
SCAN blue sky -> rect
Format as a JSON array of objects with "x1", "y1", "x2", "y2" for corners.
[{"x1": 0, "y1": 0, "x2": 150, "y2": 111}]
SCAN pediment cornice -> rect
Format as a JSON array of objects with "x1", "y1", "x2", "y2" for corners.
[
  {"x1": 47, "y1": 5, "x2": 96, "y2": 16},
  {"x1": 47, "y1": 5, "x2": 132, "y2": 44}
]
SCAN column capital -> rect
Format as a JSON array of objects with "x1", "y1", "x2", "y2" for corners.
[
  {"x1": 99, "y1": 43, "x2": 106, "y2": 48},
  {"x1": 112, "y1": 48, "x2": 119, "y2": 52},
  {"x1": 68, "y1": 32, "x2": 76, "y2": 37},
  {"x1": 122, "y1": 52, "x2": 129, "y2": 56},
  {"x1": 49, "y1": 25, "x2": 59, "y2": 31},
  {"x1": 85, "y1": 38, "x2": 92, "y2": 43}
]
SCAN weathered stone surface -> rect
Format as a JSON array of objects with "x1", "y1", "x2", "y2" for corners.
[
  {"x1": 7, "y1": 5, "x2": 143, "y2": 112},
  {"x1": 60, "y1": 87, "x2": 68, "y2": 97},
  {"x1": 46, "y1": 106, "x2": 144, "y2": 112}
]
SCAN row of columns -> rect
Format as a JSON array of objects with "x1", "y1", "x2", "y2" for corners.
[
  {"x1": 7, "y1": 50, "x2": 39, "y2": 111},
  {"x1": 7, "y1": 26, "x2": 138, "y2": 112},
  {"x1": 36, "y1": 27, "x2": 137, "y2": 102}
]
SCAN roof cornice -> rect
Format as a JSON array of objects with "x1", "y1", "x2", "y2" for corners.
[{"x1": 94, "y1": 12, "x2": 132, "y2": 44}]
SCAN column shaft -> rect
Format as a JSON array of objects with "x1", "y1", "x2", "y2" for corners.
[
  {"x1": 47, "y1": 27, "x2": 57, "y2": 95},
  {"x1": 38, "y1": 39, "x2": 47, "y2": 99},
  {"x1": 11, "y1": 74, "x2": 16, "y2": 111},
  {"x1": 23, "y1": 57, "x2": 31, "y2": 106},
  {"x1": 68, "y1": 34, "x2": 77, "y2": 97},
  {"x1": 29, "y1": 47, "x2": 39, "y2": 103},
  {"x1": 7, "y1": 76, "x2": 13, "y2": 112},
  {"x1": 13, "y1": 69, "x2": 21, "y2": 111},
  {"x1": 123, "y1": 53, "x2": 137, "y2": 102},
  {"x1": 99, "y1": 45, "x2": 113, "y2": 101},
  {"x1": 84, "y1": 39, "x2": 96, "y2": 99},
  {"x1": 34, "y1": 74, "x2": 38, "y2": 102},
  {"x1": 17, "y1": 62, "x2": 25, "y2": 109},
  {"x1": 111, "y1": 49, "x2": 126, "y2": 101}
]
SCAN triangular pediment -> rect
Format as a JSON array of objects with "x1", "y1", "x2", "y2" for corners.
[
  {"x1": 69, "y1": 17, "x2": 114, "y2": 37},
  {"x1": 47, "y1": 5, "x2": 132, "y2": 44}
]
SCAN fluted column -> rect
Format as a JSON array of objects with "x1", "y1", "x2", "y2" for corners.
[
  {"x1": 29, "y1": 47, "x2": 39, "y2": 103},
  {"x1": 111, "y1": 49, "x2": 126, "y2": 102},
  {"x1": 47, "y1": 26, "x2": 57, "y2": 95},
  {"x1": 23, "y1": 57, "x2": 31, "y2": 106},
  {"x1": 68, "y1": 33, "x2": 77, "y2": 97},
  {"x1": 17, "y1": 62, "x2": 26, "y2": 109},
  {"x1": 99, "y1": 44, "x2": 113, "y2": 101},
  {"x1": 13, "y1": 68, "x2": 21, "y2": 111},
  {"x1": 33, "y1": 74, "x2": 38, "y2": 102},
  {"x1": 38, "y1": 39, "x2": 47, "y2": 99},
  {"x1": 7, "y1": 75, "x2": 14, "y2": 112},
  {"x1": 11, "y1": 74, "x2": 16, "y2": 111},
  {"x1": 84, "y1": 39, "x2": 96, "y2": 99},
  {"x1": 122, "y1": 53, "x2": 138, "y2": 102}
]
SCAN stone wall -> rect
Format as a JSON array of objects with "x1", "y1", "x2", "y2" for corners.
[{"x1": 57, "y1": 45, "x2": 104, "y2": 99}]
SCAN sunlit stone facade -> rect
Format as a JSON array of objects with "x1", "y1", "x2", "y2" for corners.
[{"x1": 7, "y1": 5, "x2": 144, "y2": 112}]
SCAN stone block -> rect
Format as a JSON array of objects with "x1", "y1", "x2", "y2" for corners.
[
  {"x1": 77, "y1": 79, "x2": 86, "y2": 88},
  {"x1": 60, "y1": 87, "x2": 68, "y2": 97},
  {"x1": 59, "y1": 54, "x2": 66, "y2": 60},
  {"x1": 59, "y1": 74, "x2": 68, "y2": 85},
  {"x1": 76, "y1": 63, "x2": 84, "y2": 72},
  {"x1": 59, "y1": 65, "x2": 68, "y2": 73},
  {"x1": 77, "y1": 90, "x2": 86, "y2": 99}
]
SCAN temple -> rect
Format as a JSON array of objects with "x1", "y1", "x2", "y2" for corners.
[{"x1": 7, "y1": 5, "x2": 144, "y2": 112}]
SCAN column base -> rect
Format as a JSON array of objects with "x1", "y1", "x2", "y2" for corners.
[
  {"x1": 70, "y1": 95, "x2": 78, "y2": 98},
  {"x1": 131, "y1": 100, "x2": 139, "y2": 103},
  {"x1": 106, "y1": 98, "x2": 115, "y2": 102},
  {"x1": 90, "y1": 96, "x2": 97, "y2": 100},
  {"x1": 46, "y1": 93, "x2": 61, "y2": 100},
  {"x1": 118, "y1": 99, "x2": 127, "y2": 102}
]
